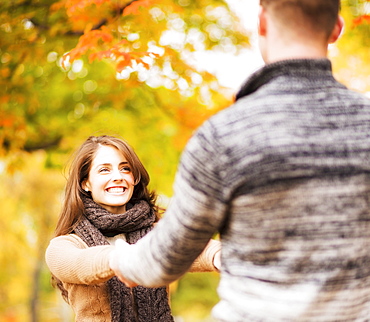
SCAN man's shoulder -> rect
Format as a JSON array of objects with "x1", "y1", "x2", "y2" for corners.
[
  {"x1": 189, "y1": 98, "x2": 258, "y2": 150},
  {"x1": 202, "y1": 91, "x2": 269, "y2": 134},
  {"x1": 341, "y1": 87, "x2": 370, "y2": 103},
  {"x1": 207, "y1": 95, "x2": 258, "y2": 123}
]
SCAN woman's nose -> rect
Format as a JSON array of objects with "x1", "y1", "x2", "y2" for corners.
[{"x1": 112, "y1": 169, "x2": 124, "y2": 180}]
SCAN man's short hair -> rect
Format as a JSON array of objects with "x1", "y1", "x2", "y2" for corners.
[{"x1": 260, "y1": 0, "x2": 340, "y2": 39}]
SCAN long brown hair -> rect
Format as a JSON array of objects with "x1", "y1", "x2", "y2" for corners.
[{"x1": 54, "y1": 135, "x2": 160, "y2": 237}]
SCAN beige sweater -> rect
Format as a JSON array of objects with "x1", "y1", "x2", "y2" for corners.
[{"x1": 45, "y1": 234, "x2": 220, "y2": 321}]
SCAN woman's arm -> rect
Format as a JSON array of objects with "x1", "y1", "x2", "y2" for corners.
[{"x1": 45, "y1": 234, "x2": 115, "y2": 285}]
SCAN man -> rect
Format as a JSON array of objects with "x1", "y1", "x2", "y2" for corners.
[{"x1": 111, "y1": 1, "x2": 370, "y2": 320}]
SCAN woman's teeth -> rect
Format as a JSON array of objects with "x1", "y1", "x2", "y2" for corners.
[{"x1": 107, "y1": 187, "x2": 125, "y2": 193}]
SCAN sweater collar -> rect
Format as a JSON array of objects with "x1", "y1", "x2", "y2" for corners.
[{"x1": 235, "y1": 58, "x2": 333, "y2": 101}]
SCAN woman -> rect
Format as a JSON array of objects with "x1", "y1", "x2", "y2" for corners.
[{"x1": 45, "y1": 135, "x2": 220, "y2": 322}]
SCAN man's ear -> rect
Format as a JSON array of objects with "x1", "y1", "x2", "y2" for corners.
[
  {"x1": 258, "y1": 6, "x2": 267, "y2": 37},
  {"x1": 329, "y1": 16, "x2": 344, "y2": 44}
]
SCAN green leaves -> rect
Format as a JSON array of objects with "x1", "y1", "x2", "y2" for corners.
[{"x1": 0, "y1": 0, "x2": 247, "y2": 161}]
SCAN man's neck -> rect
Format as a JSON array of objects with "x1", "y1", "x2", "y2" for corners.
[{"x1": 265, "y1": 42, "x2": 328, "y2": 64}]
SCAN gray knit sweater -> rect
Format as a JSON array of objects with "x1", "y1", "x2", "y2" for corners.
[{"x1": 116, "y1": 59, "x2": 370, "y2": 321}]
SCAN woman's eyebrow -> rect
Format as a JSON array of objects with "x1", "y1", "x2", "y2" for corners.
[
  {"x1": 95, "y1": 161, "x2": 129, "y2": 168},
  {"x1": 96, "y1": 163, "x2": 112, "y2": 167}
]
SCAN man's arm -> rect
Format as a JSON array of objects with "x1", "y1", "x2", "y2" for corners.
[{"x1": 110, "y1": 122, "x2": 228, "y2": 286}]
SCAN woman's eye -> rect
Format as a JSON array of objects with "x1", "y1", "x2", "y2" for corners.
[
  {"x1": 121, "y1": 166, "x2": 131, "y2": 172},
  {"x1": 99, "y1": 168, "x2": 110, "y2": 173}
]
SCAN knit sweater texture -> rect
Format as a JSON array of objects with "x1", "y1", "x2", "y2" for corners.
[
  {"x1": 115, "y1": 59, "x2": 370, "y2": 321},
  {"x1": 45, "y1": 233, "x2": 220, "y2": 321}
]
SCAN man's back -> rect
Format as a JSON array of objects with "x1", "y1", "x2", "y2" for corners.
[
  {"x1": 111, "y1": 59, "x2": 370, "y2": 322},
  {"x1": 209, "y1": 59, "x2": 370, "y2": 321}
]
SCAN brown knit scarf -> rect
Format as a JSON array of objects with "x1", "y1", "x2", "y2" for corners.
[{"x1": 74, "y1": 196, "x2": 174, "y2": 322}]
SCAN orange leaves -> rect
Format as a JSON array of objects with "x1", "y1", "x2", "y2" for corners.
[
  {"x1": 62, "y1": 26, "x2": 113, "y2": 68},
  {"x1": 351, "y1": 1, "x2": 370, "y2": 27},
  {"x1": 1, "y1": 68, "x2": 11, "y2": 79},
  {"x1": 54, "y1": 0, "x2": 152, "y2": 18},
  {"x1": 52, "y1": 0, "x2": 114, "y2": 32},
  {"x1": 63, "y1": 0, "x2": 111, "y2": 16},
  {"x1": 123, "y1": 0, "x2": 152, "y2": 16},
  {"x1": 0, "y1": 95, "x2": 11, "y2": 105},
  {"x1": 0, "y1": 116, "x2": 15, "y2": 128},
  {"x1": 115, "y1": 52, "x2": 157, "y2": 72},
  {"x1": 58, "y1": 0, "x2": 160, "y2": 72},
  {"x1": 352, "y1": 15, "x2": 370, "y2": 28},
  {"x1": 62, "y1": 27, "x2": 159, "y2": 72},
  {"x1": 87, "y1": 38, "x2": 159, "y2": 72}
]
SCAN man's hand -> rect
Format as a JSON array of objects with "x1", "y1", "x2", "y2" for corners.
[
  {"x1": 109, "y1": 239, "x2": 138, "y2": 288},
  {"x1": 213, "y1": 249, "x2": 221, "y2": 271}
]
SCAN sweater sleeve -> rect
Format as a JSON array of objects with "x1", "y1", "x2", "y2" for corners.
[
  {"x1": 189, "y1": 239, "x2": 221, "y2": 273},
  {"x1": 113, "y1": 122, "x2": 227, "y2": 286},
  {"x1": 45, "y1": 234, "x2": 115, "y2": 285}
]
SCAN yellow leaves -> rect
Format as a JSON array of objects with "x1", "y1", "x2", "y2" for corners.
[{"x1": 331, "y1": 3, "x2": 370, "y2": 94}]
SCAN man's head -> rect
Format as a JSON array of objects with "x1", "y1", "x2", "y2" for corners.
[
  {"x1": 258, "y1": 0, "x2": 343, "y2": 62},
  {"x1": 260, "y1": 0, "x2": 340, "y2": 39}
]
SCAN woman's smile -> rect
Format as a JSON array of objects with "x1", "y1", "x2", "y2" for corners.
[
  {"x1": 106, "y1": 186, "x2": 127, "y2": 194},
  {"x1": 84, "y1": 145, "x2": 136, "y2": 214}
]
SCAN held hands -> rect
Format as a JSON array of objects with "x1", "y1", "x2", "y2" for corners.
[
  {"x1": 110, "y1": 238, "x2": 222, "y2": 286},
  {"x1": 109, "y1": 239, "x2": 138, "y2": 288},
  {"x1": 213, "y1": 249, "x2": 221, "y2": 271}
]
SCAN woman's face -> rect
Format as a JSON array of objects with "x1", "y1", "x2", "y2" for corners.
[{"x1": 83, "y1": 145, "x2": 135, "y2": 214}]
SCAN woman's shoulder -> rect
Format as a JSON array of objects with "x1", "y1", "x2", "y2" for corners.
[{"x1": 48, "y1": 234, "x2": 88, "y2": 249}]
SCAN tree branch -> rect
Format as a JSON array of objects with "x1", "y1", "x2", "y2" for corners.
[{"x1": 23, "y1": 136, "x2": 62, "y2": 152}]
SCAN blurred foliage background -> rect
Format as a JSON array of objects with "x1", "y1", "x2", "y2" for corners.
[{"x1": 0, "y1": 0, "x2": 369, "y2": 321}]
